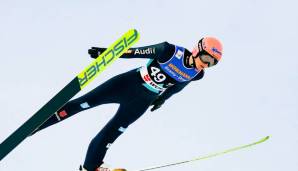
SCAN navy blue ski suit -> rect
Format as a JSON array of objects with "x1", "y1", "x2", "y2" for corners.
[{"x1": 33, "y1": 42, "x2": 204, "y2": 170}]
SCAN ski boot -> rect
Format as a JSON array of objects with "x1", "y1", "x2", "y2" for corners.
[{"x1": 79, "y1": 164, "x2": 126, "y2": 171}]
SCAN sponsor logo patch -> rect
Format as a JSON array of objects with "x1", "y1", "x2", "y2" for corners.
[
  {"x1": 134, "y1": 48, "x2": 155, "y2": 55},
  {"x1": 118, "y1": 127, "x2": 127, "y2": 133},
  {"x1": 175, "y1": 50, "x2": 183, "y2": 59},
  {"x1": 106, "y1": 143, "x2": 112, "y2": 149},
  {"x1": 212, "y1": 47, "x2": 222, "y2": 55},
  {"x1": 58, "y1": 110, "x2": 68, "y2": 118},
  {"x1": 80, "y1": 102, "x2": 90, "y2": 109}
]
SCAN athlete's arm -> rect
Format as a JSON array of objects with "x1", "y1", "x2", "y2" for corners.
[
  {"x1": 160, "y1": 70, "x2": 204, "y2": 99},
  {"x1": 88, "y1": 42, "x2": 169, "y2": 59},
  {"x1": 150, "y1": 82, "x2": 190, "y2": 112},
  {"x1": 152, "y1": 70, "x2": 204, "y2": 108},
  {"x1": 159, "y1": 82, "x2": 191, "y2": 101}
]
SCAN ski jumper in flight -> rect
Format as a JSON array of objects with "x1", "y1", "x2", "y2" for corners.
[{"x1": 31, "y1": 37, "x2": 223, "y2": 171}]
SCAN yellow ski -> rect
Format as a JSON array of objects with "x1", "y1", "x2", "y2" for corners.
[{"x1": 0, "y1": 29, "x2": 140, "y2": 161}]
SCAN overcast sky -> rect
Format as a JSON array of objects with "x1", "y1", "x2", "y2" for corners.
[{"x1": 0, "y1": 0, "x2": 297, "y2": 171}]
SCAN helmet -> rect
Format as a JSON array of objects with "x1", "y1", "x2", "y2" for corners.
[{"x1": 192, "y1": 37, "x2": 223, "y2": 69}]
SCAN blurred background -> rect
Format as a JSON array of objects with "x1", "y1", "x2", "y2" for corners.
[{"x1": 0, "y1": 0, "x2": 297, "y2": 170}]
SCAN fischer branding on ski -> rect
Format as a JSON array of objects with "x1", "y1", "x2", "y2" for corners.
[
  {"x1": 78, "y1": 30, "x2": 138, "y2": 89},
  {"x1": 0, "y1": 29, "x2": 140, "y2": 161}
]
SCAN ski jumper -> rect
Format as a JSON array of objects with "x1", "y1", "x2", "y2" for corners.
[{"x1": 32, "y1": 42, "x2": 204, "y2": 170}]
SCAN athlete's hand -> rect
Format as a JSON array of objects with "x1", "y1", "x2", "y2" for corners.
[
  {"x1": 150, "y1": 97, "x2": 165, "y2": 112},
  {"x1": 88, "y1": 47, "x2": 102, "y2": 58}
]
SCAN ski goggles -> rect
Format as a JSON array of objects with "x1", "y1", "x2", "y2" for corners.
[{"x1": 192, "y1": 52, "x2": 218, "y2": 69}]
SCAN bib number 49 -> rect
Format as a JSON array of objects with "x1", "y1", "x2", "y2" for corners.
[{"x1": 150, "y1": 67, "x2": 166, "y2": 82}]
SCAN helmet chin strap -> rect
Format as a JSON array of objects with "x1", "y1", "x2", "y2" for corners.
[
  {"x1": 185, "y1": 55, "x2": 194, "y2": 68},
  {"x1": 190, "y1": 55, "x2": 197, "y2": 68},
  {"x1": 191, "y1": 55, "x2": 200, "y2": 69}
]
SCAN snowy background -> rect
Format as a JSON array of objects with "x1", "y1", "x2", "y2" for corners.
[{"x1": 0, "y1": 0, "x2": 297, "y2": 170}]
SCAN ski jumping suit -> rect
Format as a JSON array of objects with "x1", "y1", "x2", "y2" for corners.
[{"x1": 33, "y1": 42, "x2": 204, "y2": 170}]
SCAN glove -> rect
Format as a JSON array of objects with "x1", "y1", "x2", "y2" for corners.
[
  {"x1": 88, "y1": 47, "x2": 102, "y2": 58},
  {"x1": 150, "y1": 97, "x2": 165, "y2": 112}
]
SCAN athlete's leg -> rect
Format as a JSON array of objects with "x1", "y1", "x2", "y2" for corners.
[
  {"x1": 31, "y1": 74, "x2": 129, "y2": 135},
  {"x1": 83, "y1": 97, "x2": 154, "y2": 170}
]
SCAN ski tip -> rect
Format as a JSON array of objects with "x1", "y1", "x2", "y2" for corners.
[
  {"x1": 261, "y1": 136, "x2": 270, "y2": 142},
  {"x1": 130, "y1": 28, "x2": 138, "y2": 33},
  {"x1": 128, "y1": 29, "x2": 140, "y2": 40}
]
